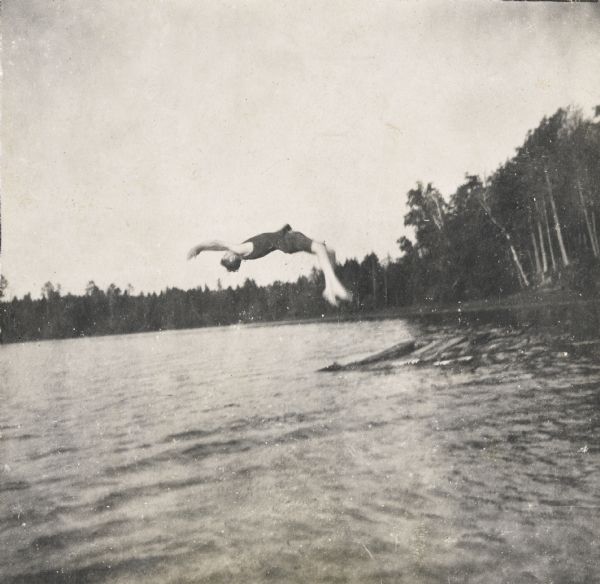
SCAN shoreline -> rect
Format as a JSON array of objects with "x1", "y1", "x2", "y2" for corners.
[{"x1": 3, "y1": 288, "x2": 598, "y2": 345}]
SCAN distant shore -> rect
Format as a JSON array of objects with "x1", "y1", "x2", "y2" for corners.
[{"x1": 2, "y1": 287, "x2": 598, "y2": 345}]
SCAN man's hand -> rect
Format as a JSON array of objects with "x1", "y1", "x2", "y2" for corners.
[{"x1": 187, "y1": 245, "x2": 204, "y2": 260}]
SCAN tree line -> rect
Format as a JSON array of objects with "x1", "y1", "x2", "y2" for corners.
[
  {"x1": 1, "y1": 105, "x2": 599, "y2": 343},
  {"x1": 0, "y1": 260, "x2": 411, "y2": 343},
  {"x1": 398, "y1": 106, "x2": 600, "y2": 303}
]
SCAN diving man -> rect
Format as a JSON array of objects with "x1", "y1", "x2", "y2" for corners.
[{"x1": 187, "y1": 224, "x2": 352, "y2": 306}]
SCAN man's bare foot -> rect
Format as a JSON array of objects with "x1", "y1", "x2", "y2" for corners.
[
  {"x1": 323, "y1": 285, "x2": 352, "y2": 305},
  {"x1": 322, "y1": 288, "x2": 339, "y2": 306},
  {"x1": 337, "y1": 287, "x2": 353, "y2": 302}
]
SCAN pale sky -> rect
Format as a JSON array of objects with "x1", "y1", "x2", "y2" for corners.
[{"x1": 2, "y1": 0, "x2": 599, "y2": 298}]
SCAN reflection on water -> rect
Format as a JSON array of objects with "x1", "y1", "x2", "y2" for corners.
[{"x1": 1, "y1": 313, "x2": 599, "y2": 583}]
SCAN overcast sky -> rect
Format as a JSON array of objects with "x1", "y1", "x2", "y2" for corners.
[{"x1": 2, "y1": 0, "x2": 599, "y2": 298}]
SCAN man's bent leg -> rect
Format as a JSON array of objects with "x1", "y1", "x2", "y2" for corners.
[{"x1": 310, "y1": 241, "x2": 352, "y2": 305}]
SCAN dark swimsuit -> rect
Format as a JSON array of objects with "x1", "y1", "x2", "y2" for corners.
[{"x1": 243, "y1": 224, "x2": 313, "y2": 260}]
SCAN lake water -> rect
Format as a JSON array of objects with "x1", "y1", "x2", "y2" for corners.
[{"x1": 1, "y1": 317, "x2": 599, "y2": 583}]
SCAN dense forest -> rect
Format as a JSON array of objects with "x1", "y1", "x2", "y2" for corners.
[{"x1": 1, "y1": 106, "x2": 599, "y2": 343}]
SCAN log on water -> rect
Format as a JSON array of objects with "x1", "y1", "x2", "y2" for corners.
[
  {"x1": 409, "y1": 335, "x2": 469, "y2": 362},
  {"x1": 318, "y1": 339, "x2": 416, "y2": 372},
  {"x1": 317, "y1": 331, "x2": 541, "y2": 373},
  {"x1": 359, "y1": 335, "x2": 473, "y2": 371}
]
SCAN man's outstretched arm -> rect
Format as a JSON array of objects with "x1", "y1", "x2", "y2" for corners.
[{"x1": 187, "y1": 240, "x2": 251, "y2": 260}]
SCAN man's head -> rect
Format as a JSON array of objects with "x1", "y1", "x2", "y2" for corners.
[{"x1": 220, "y1": 251, "x2": 242, "y2": 272}]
